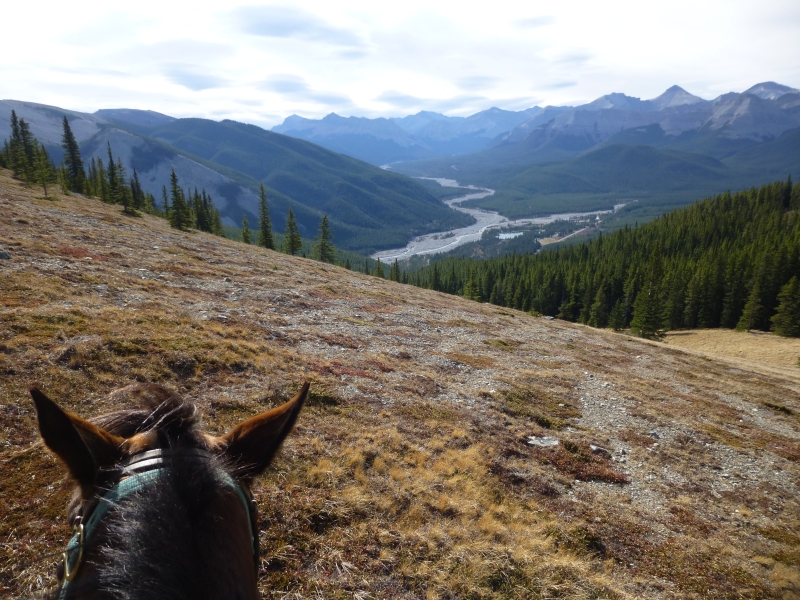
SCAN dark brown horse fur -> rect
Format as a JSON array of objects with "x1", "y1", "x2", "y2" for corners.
[{"x1": 31, "y1": 382, "x2": 308, "y2": 600}]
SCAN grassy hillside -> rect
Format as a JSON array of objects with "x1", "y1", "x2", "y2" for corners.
[
  {"x1": 1, "y1": 171, "x2": 798, "y2": 599},
  {"x1": 121, "y1": 118, "x2": 473, "y2": 254}
]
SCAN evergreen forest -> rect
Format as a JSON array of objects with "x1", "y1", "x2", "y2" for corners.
[{"x1": 406, "y1": 178, "x2": 800, "y2": 338}]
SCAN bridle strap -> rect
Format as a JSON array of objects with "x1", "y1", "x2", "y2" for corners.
[{"x1": 58, "y1": 449, "x2": 257, "y2": 600}]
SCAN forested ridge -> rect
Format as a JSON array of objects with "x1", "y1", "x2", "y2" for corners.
[{"x1": 407, "y1": 178, "x2": 800, "y2": 337}]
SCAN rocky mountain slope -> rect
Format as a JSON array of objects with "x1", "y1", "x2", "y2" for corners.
[
  {"x1": 0, "y1": 101, "x2": 470, "y2": 254},
  {"x1": 1, "y1": 171, "x2": 798, "y2": 598}
]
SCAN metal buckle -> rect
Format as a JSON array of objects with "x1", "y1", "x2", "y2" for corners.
[{"x1": 63, "y1": 522, "x2": 84, "y2": 582}]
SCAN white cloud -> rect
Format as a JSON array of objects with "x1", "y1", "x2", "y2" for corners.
[{"x1": 0, "y1": 0, "x2": 798, "y2": 127}]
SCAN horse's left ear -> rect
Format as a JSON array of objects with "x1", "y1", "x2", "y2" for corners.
[
  {"x1": 30, "y1": 388, "x2": 125, "y2": 493},
  {"x1": 211, "y1": 382, "x2": 308, "y2": 480}
]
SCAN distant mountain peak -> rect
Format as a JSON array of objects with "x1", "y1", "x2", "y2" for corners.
[
  {"x1": 579, "y1": 92, "x2": 648, "y2": 112},
  {"x1": 648, "y1": 85, "x2": 706, "y2": 109},
  {"x1": 743, "y1": 82, "x2": 799, "y2": 100}
]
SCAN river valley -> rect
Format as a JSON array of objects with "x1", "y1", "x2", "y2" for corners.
[{"x1": 372, "y1": 178, "x2": 622, "y2": 261}]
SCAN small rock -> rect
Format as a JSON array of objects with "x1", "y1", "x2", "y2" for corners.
[
  {"x1": 224, "y1": 277, "x2": 231, "y2": 282},
  {"x1": 527, "y1": 435, "x2": 559, "y2": 447},
  {"x1": 590, "y1": 444, "x2": 611, "y2": 458},
  {"x1": 648, "y1": 431, "x2": 660, "y2": 439},
  {"x1": 0, "y1": 247, "x2": 11, "y2": 260}
]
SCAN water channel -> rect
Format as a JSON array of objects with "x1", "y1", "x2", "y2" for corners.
[{"x1": 371, "y1": 178, "x2": 622, "y2": 261}]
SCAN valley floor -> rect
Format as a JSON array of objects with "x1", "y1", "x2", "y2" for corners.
[{"x1": 0, "y1": 171, "x2": 798, "y2": 599}]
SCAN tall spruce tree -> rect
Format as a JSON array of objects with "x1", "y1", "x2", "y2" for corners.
[
  {"x1": 116, "y1": 158, "x2": 136, "y2": 215},
  {"x1": 257, "y1": 183, "x2": 275, "y2": 250},
  {"x1": 373, "y1": 259, "x2": 385, "y2": 278},
  {"x1": 130, "y1": 169, "x2": 145, "y2": 210},
  {"x1": 33, "y1": 142, "x2": 55, "y2": 198},
  {"x1": 389, "y1": 259, "x2": 401, "y2": 282},
  {"x1": 628, "y1": 242, "x2": 666, "y2": 339},
  {"x1": 161, "y1": 185, "x2": 170, "y2": 215},
  {"x1": 282, "y1": 209, "x2": 302, "y2": 255},
  {"x1": 312, "y1": 214, "x2": 336, "y2": 263},
  {"x1": 61, "y1": 117, "x2": 85, "y2": 193},
  {"x1": 168, "y1": 169, "x2": 191, "y2": 230},
  {"x1": 8, "y1": 111, "x2": 22, "y2": 178},
  {"x1": 241, "y1": 215, "x2": 251, "y2": 244},
  {"x1": 18, "y1": 119, "x2": 35, "y2": 184},
  {"x1": 771, "y1": 276, "x2": 800, "y2": 337},
  {"x1": 106, "y1": 145, "x2": 120, "y2": 204}
]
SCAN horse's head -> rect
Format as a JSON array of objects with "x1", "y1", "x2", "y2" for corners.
[{"x1": 30, "y1": 382, "x2": 308, "y2": 600}]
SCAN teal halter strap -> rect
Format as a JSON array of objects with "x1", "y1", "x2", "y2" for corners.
[{"x1": 57, "y1": 451, "x2": 256, "y2": 600}]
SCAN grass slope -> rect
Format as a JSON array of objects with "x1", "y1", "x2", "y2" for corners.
[{"x1": 1, "y1": 172, "x2": 798, "y2": 599}]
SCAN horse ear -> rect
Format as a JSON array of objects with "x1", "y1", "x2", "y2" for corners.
[
  {"x1": 30, "y1": 388, "x2": 125, "y2": 489},
  {"x1": 213, "y1": 382, "x2": 308, "y2": 480}
]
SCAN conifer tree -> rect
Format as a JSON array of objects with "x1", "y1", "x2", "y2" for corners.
[
  {"x1": 130, "y1": 169, "x2": 145, "y2": 210},
  {"x1": 57, "y1": 164, "x2": 70, "y2": 194},
  {"x1": 241, "y1": 214, "x2": 251, "y2": 244},
  {"x1": 282, "y1": 209, "x2": 302, "y2": 255},
  {"x1": 161, "y1": 185, "x2": 170, "y2": 215},
  {"x1": 257, "y1": 183, "x2": 274, "y2": 250},
  {"x1": 463, "y1": 266, "x2": 481, "y2": 301},
  {"x1": 344, "y1": 257, "x2": 351, "y2": 270},
  {"x1": 771, "y1": 276, "x2": 800, "y2": 337},
  {"x1": 18, "y1": 119, "x2": 35, "y2": 184},
  {"x1": 168, "y1": 169, "x2": 191, "y2": 230},
  {"x1": 33, "y1": 142, "x2": 55, "y2": 198},
  {"x1": 106, "y1": 145, "x2": 120, "y2": 204},
  {"x1": 116, "y1": 158, "x2": 137, "y2": 215},
  {"x1": 8, "y1": 111, "x2": 21, "y2": 177},
  {"x1": 211, "y1": 202, "x2": 224, "y2": 236},
  {"x1": 608, "y1": 299, "x2": 627, "y2": 331},
  {"x1": 389, "y1": 259, "x2": 401, "y2": 282},
  {"x1": 94, "y1": 158, "x2": 109, "y2": 202},
  {"x1": 312, "y1": 214, "x2": 336, "y2": 263},
  {"x1": 629, "y1": 242, "x2": 666, "y2": 339},
  {"x1": 61, "y1": 117, "x2": 85, "y2": 193},
  {"x1": 373, "y1": 259, "x2": 385, "y2": 278}
]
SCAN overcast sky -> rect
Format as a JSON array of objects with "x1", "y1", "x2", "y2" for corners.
[{"x1": 3, "y1": 0, "x2": 799, "y2": 128}]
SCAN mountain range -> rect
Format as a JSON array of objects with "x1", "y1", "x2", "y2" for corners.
[
  {"x1": 385, "y1": 82, "x2": 800, "y2": 221},
  {"x1": 3, "y1": 81, "x2": 799, "y2": 254},
  {"x1": 272, "y1": 82, "x2": 800, "y2": 168},
  {"x1": 0, "y1": 102, "x2": 471, "y2": 253},
  {"x1": 272, "y1": 107, "x2": 541, "y2": 165}
]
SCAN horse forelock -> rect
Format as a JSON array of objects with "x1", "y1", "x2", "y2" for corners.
[{"x1": 91, "y1": 384, "x2": 201, "y2": 441}]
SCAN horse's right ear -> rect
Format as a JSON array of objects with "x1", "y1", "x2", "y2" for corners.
[
  {"x1": 210, "y1": 382, "x2": 308, "y2": 481},
  {"x1": 30, "y1": 388, "x2": 125, "y2": 491}
]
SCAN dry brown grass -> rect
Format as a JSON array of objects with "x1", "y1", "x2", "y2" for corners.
[
  {"x1": 1, "y1": 171, "x2": 799, "y2": 599},
  {"x1": 665, "y1": 328, "x2": 800, "y2": 375}
]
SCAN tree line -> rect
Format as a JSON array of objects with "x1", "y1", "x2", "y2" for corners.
[
  {"x1": 405, "y1": 178, "x2": 800, "y2": 338},
  {"x1": 1, "y1": 112, "x2": 341, "y2": 264}
]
